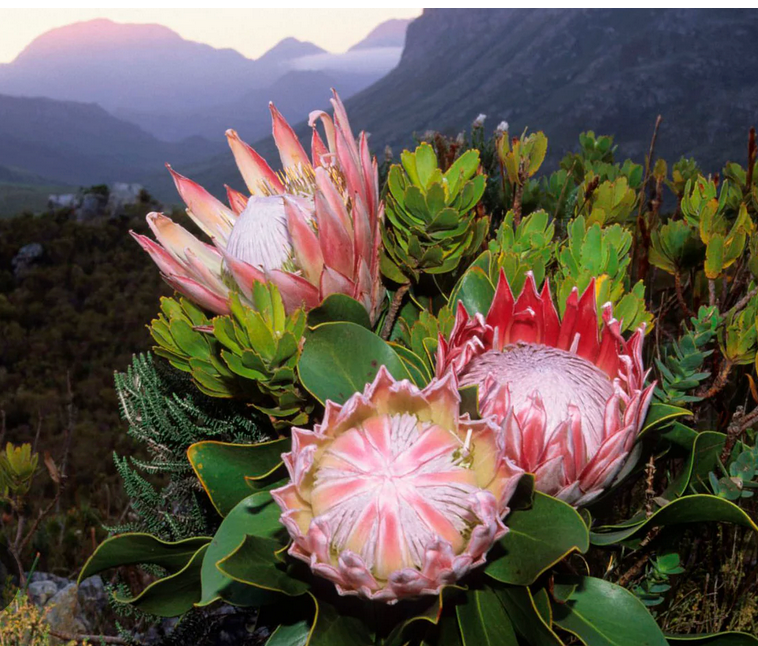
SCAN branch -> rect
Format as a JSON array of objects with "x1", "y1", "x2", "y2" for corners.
[
  {"x1": 616, "y1": 527, "x2": 662, "y2": 587},
  {"x1": 673, "y1": 272, "x2": 694, "y2": 318},
  {"x1": 50, "y1": 630, "x2": 127, "y2": 645},
  {"x1": 635, "y1": 115, "x2": 663, "y2": 281},
  {"x1": 726, "y1": 286, "x2": 758, "y2": 319},
  {"x1": 696, "y1": 359, "x2": 733, "y2": 400},
  {"x1": 380, "y1": 283, "x2": 411, "y2": 340}
]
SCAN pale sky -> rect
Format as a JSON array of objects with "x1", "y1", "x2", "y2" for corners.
[{"x1": 0, "y1": 9, "x2": 423, "y2": 64}]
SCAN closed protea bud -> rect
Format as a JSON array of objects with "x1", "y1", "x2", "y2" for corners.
[
  {"x1": 271, "y1": 367, "x2": 523, "y2": 603},
  {"x1": 437, "y1": 270, "x2": 655, "y2": 506}
]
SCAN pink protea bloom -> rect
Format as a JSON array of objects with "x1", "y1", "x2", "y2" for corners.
[
  {"x1": 271, "y1": 367, "x2": 523, "y2": 603},
  {"x1": 131, "y1": 90, "x2": 385, "y2": 322},
  {"x1": 437, "y1": 270, "x2": 655, "y2": 507}
]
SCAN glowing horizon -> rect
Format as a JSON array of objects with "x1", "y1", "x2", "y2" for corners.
[{"x1": 0, "y1": 8, "x2": 422, "y2": 64}]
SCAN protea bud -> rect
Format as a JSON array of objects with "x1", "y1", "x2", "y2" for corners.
[
  {"x1": 131, "y1": 91, "x2": 385, "y2": 323},
  {"x1": 271, "y1": 367, "x2": 523, "y2": 603},
  {"x1": 437, "y1": 271, "x2": 655, "y2": 506}
]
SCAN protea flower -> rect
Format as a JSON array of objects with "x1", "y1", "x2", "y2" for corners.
[
  {"x1": 131, "y1": 91, "x2": 384, "y2": 322},
  {"x1": 271, "y1": 367, "x2": 523, "y2": 603},
  {"x1": 437, "y1": 271, "x2": 655, "y2": 506}
]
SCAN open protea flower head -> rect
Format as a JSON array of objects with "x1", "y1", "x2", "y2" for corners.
[
  {"x1": 131, "y1": 90, "x2": 385, "y2": 322},
  {"x1": 437, "y1": 270, "x2": 655, "y2": 507},
  {"x1": 271, "y1": 367, "x2": 523, "y2": 603}
]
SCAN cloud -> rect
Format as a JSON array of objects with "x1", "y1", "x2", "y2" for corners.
[{"x1": 290, "y1": 46, "x2": 403, "y2": 76}]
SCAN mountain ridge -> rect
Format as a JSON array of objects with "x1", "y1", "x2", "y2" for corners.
[{"x1": 176, "y1": 8, "x2": 758, "y2": 204}]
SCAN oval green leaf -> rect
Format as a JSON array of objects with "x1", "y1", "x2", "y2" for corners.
[
  {"x1": 199, "y1": 492, "x2": 285, "y2": 608},
  {"x1": 307, "y1": 294, "x2": 372, "y2": 329},
  {"x1": 486, "y1": 492, "x2": 589, "y2": 586},
  {"x1": 390, "y1": 342, "x2": 432, "y2": 387},
  {"x1": 188, "y1": 438, "x2": 289, "y2": 517},
  {"x1": 298, "y1": 321, "x2": 413, "y2": 405},
  {"x1": 493, "y1": 584, "x2": 562, "y2": 646},
  {"x1": 217, "y1": 534, "x2": 309, "y2": 596},
  {"x1": 590, "y1": 494, "x2": 758, "y2": 546},
  {"x1": 115, "y1": 543, "x2": 207, "y2": 617},
  {"x1": 455, "y1": 586, "x2": 518, "y2": 646},
  {"x1": 449, "y1": 266, "x2": 495, "y2": 316},
  {"x1": 551, "y1": 575, "x2": 668, "y2": 646},
  {"x1": 667, "y1": 633, "x2": 758, "y2": 645},
  {"x1": 78, "y1": 534, "x2": 211, "y2": 584}
]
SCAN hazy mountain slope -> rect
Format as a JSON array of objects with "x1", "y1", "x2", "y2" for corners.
[
  {"x1": 172, "y1": 8, "x2": 758, "y2": 202},
  {"x1": 343, "y1": 9, "x2": 758, "y2": 167},
  {"x1": 0, "y1": 18, "x2": 408, "y2": 144},
  {"x1": 349, "y1": 18, "x2": 410, "y2": 50},
  {"x1": 0, "y1": 94, "x2": 222, "y2": 187},
  {"x1": 0, "y1": 19, "x2": 255, "y2": 113}
]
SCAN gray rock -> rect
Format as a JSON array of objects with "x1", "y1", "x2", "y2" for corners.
[
  {"x1": 27, "y1": 579, "x2": 59, "y2": 606},
  {"x1": 77, "y1": 575, "x2": 107, "y2": 630},
  {"x1": 11, "y1": 242, "x2": 44, "y2": 278},
  {"x1": 76, "y1": 192, "x2": 107, "y2": 222},
  {"x1": 107, "y1": 182, "x2": 144, "y2": 216},
  {"x1": 45, "y1": 583, "x2": 90, "y2": 643},
  {"x1": 48, "y1": 194, "x2": 79, "y2": 210}
]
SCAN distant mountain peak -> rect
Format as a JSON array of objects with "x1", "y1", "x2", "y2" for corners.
[
  {"x1": 257, "y1": 37, "x2": 327, "y2": 65},
  {"x1": 13, "y1": 19, "x2": 183, "y2": 62},
  {"x1": 349, "y1": 18, "x2": 411, "y2": 51}
]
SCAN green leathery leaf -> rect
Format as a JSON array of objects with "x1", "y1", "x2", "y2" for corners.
[
  {"x1": 383, "y1": 591, "x2": 453, "y2": 646},
  {"x1": 78, "y1": 534, "x2": 211, "y2": 584},
  {"x1": 590, "y1": 494, "x2": 758, "y2": 546},
  {"x1": 665, "y1": 431, "x2": 727, "y2": 497},
  {"x1": 551, "y1": 575, "x2": 668, "y2": 646},
  {"x1": 198, "y1": 492, "x2": 284, "y2": 608},
  {"x1": 705, "y1": 234, "x2": 725, "y2": 279},
  {"x1": 414, "y1": 142, "x2": 438, "y2": 189},
  {"x1": 667, "y1": 633, "x2": 758, "y2": 645},
  {"x1": 493, "y1": 585, "x2": 562, "y2": 646},
  {"x1": 445, "y1": 149, "x2": 480, "y2": 186},
  {"x1": 485, "y1": 492, "x2": 589, "y2": 585},
  {"x1": 449, "y1": 266, "x2": 495, "y2": 317},
  {"x1": 217, "y1": 534, "x2": 309, "y2": 596},
  {"x1": 390, "y1": 342, "x2": 432, "y2": 387},
  {"x1": 381, "y1": 252, "x2": 409, "y2": 284},
  {"x1": 169, "y1": 318, "x2": 210, "y2": 358},
  {"x1": 267, "y1": 621, "x2": 312, "y2": 646},
  {"x1": 221, "y1": 351, "x2": 267, "y2": 381},
  {"x1": 308, "y1": 596, "x2": 373, "y2": 646},
  {"x1": 455, "y1": 586, "x2": 518, "y2": 646},
  {"x1": 244, "y1": 309, "x2": 277, "y2": 360},
  {"x1": 115, "y1": 544, "x2": 208, "y2": 617},
  {"x1": 641, "y1": 403, "x2": 692, "y2": 436},
  {"x1": 298, "y1": 321, "x2": 413, "y2": 405},
  {"x1": 188, "y1": 439, "x2": 290, "y2": 517},
  {"x1": 307, "y1": 293, "x2": 372, "y2": 329}
]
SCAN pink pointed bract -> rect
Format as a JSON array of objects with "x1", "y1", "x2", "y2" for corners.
[
  {"x1": 271, "y1": 367, "x2": 524, "y2": 603},
  {"x1": 132, "y1": 91, "x2": 385, "y2": 323},
  {"x1": 437, "y1": 270, "x2": 655, "y2": 507}
]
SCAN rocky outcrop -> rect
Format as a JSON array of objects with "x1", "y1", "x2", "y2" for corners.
[
  {"x1": 47, "y1": 183, "x2": 145, "y2": 222},
  {"x1": 342, "y1": 9, "x2": 758, "y2": 169},
  {"x1": 11, "y1": 242, "x2": 44, "y2": 277},
  {"x1": 25, "y1": 572, "x2": 107, "y2": 642}
]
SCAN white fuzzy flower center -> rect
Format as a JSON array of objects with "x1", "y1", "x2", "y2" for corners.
[
  {"x1": 310, "y1": 413, "x2": 478, "y2": 580},
  {"x1": 461, "y1": 343, "x2": 613, "y2": 441},
  {"x1": 225, "y1": 195, "x2": 293, "y2": 271}
]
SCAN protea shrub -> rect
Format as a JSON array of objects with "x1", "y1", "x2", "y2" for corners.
[
  {"x1": 271, "y1": 367, "x2": 524, "y2": 602},
  {"x1": 131, "y1": 91, "x2": 385, "y2": 322},
  {"x1": 437, "y1": 271, "x2": 655, "y2": 506}
]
